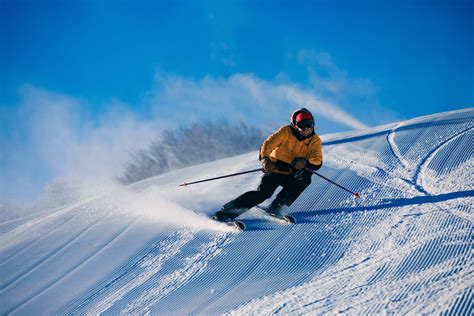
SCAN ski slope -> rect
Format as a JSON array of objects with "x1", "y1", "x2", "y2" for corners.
[{"x1": 1, "y1": 109, "x2": 473, "y2": 314}]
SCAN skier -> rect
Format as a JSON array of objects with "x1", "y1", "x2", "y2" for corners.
[{"x1": 213, "y1": 108, "x2": 323, "y2": 221}]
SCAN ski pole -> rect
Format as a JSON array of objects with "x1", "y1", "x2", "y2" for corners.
[
  {"x1": 305, "y1": 167, "x2": 360, "y2": 198},
  {"x1": 179, "y1": 168, "x2": 263, "y2": 187}
]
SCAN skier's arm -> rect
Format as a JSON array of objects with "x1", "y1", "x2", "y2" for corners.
[
  {"x1": 307, "y1": 136, "x2": 323, "y2": 170},
  {"x1": 259, "y1": 126, "x2": 287, "y2": 161}
]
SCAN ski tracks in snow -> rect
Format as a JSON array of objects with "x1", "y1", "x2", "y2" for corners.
[
  {"x1": 416, "y1": 127, "x2": 474, "y2": 195},
  {"x1": 74, "y1": 231, "x2": 196, "y2": 314},
  {"x1": 387, "y1": 122, "x2": 413, "y2": 175},
  {"x1": 61, "y1": 230, "x2": 234, "y2": 315},
  {"x1": 2, "y1": 215, "x2": 139, "y2": 314},
  {"x1": 329, "y1": 114, "x2": 473, "y2": 199},
  {"x1": 121, "y1": 232, "x2": 232, "y2": 315},
  {"x1": 228, "y1": 199, "x2": 472, "y2": 314}
]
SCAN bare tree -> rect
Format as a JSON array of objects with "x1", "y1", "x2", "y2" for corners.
[{"x1": 119, "y1": 121, "x2": 264, "y2": 185}]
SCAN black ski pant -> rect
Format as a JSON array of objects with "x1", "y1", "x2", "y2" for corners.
[{"x1": 224, "y1": 169, "x2": 312, "y2": 215}]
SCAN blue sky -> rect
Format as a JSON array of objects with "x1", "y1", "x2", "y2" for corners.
[{"x1": 1, "y1": 0, "x2": 473, "y2": 202}]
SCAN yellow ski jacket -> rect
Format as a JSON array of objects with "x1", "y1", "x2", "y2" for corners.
[{"x1": 260, "y1": 125, "x2": 323, "y2": 168}]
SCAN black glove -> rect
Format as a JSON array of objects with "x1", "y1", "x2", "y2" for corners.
[
  {"x1": 261, "y1": 159, "x2": 276, "y2": 173},
  {"x1": 292, "y1": 157, "x2": 308, "y2": 170}
]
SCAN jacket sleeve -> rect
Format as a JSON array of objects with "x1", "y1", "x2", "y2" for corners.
[
  {"x1": 307, "y1": 136, "x2": 323, "y2": 167},
  {"x1": 259, "y1": 126, "x2": 287, "y2": 161}
]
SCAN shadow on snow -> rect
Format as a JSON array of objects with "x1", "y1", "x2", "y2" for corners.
[{"x1": 296, "y1": 190, "x2": 474, "y2": 222}]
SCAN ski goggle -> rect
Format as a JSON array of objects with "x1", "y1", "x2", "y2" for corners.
[{"x1": 296, "y1": 119, "x2": 314, "y2": 129}]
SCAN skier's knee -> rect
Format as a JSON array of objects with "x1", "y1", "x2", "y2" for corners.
[{"x1": 258, "y1": 189, "x2": 274, "y2": 200}]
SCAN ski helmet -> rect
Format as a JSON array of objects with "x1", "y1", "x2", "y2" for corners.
[{"x1": 291, "y1": 108, "x2": 314, "y2": 128}]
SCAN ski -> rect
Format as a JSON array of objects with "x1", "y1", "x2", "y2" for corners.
[
  {"x1": 255, "y1": 206, "x2": 296, "y2": 224},
  {"x1": 191, "y1": 210, "x2": 246, "y2": 231},
  {"x1": 211, "y1": 216, "x2": 246, "y2": 231}
]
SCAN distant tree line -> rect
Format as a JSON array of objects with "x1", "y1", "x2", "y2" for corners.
[{"x1": 119, "y1": 121, "x2": 265, "y2": 185}]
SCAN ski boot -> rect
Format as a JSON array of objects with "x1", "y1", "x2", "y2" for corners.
[
  {"x1": 266, "y1": 200, "x2": 285, "y2": 216},
  {"x1": 212, "y1": 201, "x2": 247, "y2": 222}
]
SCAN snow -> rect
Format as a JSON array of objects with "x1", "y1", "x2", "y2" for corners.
[{"x1": 1, "y1": 108, "x2": 473, "y2": 314}]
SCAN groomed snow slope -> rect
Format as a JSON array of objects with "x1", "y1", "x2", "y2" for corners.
[{"x1": 1, "y1": 109, "x2": 472, "y2": 314}]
